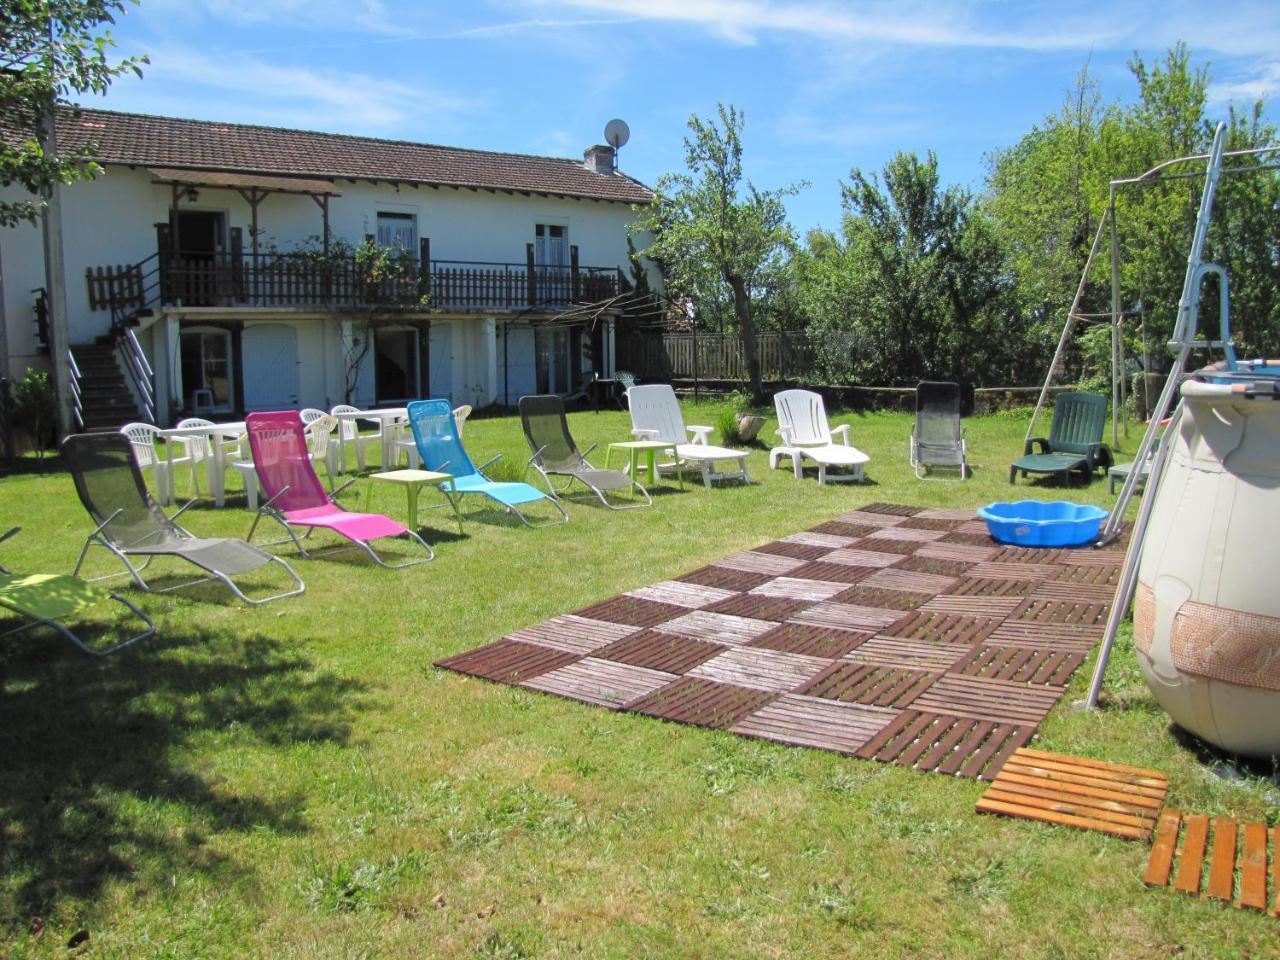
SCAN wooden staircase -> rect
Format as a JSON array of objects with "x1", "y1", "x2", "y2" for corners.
[{"x1": 71, "y1": 340, "x2": 146, "y2": 430}]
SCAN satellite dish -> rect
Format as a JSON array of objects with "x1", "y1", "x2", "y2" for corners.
[{"x1": 604, "y1": 118, "x2": 630, "y2": 150}]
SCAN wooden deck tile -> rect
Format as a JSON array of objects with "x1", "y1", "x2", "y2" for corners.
[
  {"x1": 850, "y1": 536, "x2": 919, "y2": 556},
  {"x1": 689, "y1": 646, "x2": 831, "y2": 693},
  {"x1": 807, "y1": 520, "x2": 880, "y2": 539},
  {"x1": 1239, "y1": 821, "x2": 1268, "y2": 910},
  {"x1": 951, "y1": 645, "x2": 1085, "y2": 686},
  {"x1": 835, "y1": 509, "x2": 910, "y2": 527},
  {"x1": 436, "y1": 639, "x2": 579, "y2": 683},
  {"x1": 862, "y1": 567, "x2": 960, "y2": 595},
  {"x1": 749, "y1": 576, "x2": 849, "y2": 602},
  {"x1": 869, "y1": 524, "x2": 949, "y2": 543},
  {"x1": 833, "y1": 584, "x2": 931, "y2": 611},
  {"x1": 753, "y1": 539, "x2": 835, "y2": 561},
  {"x1": 843, "y1": 637, "x2": 974, "y2": 672},
  {"x1": 1144, "y1": 811, "x2": 1280, "y2": 916},
  {"x1": 821, "y1": 548, "x2": 906, "y2": 568},
  {"x1": 654, "y1": 610, "x2": 777, "y2": 645},
  {"x1": 574, "y1": 595, "x2": 687, "y2": 629},
  {"x1": 858, "y1": 502, "x2": 922, "y2": 516},
  {"x1": 627, "y1": 677, "x2": 776, "y2": 728},
  {"x1": 985, "y1": 621, "x2": 1100, "y2": 652},
  {"x1": 858, "y1": 709, "x2": 1031, "y2": 780},
  {"x1": 747, "y1": 623, "x2": 872, "y2": 658},
  {"x1": 730, "y1": 694, "x2": 899, "y2": 754},
  {"x1": 1145, "y1": 809, "x2": 1181, "y2": 886},
  {"x1": 978, "y1": 748, "x2": 1168, "y2": 840},
  {"x1": 788, "y1": 601, "x2": 907, "y2": 632},
  {"x1": 969, "y1": 562, "x2": 1060, "y2": 582},
  {"x1": 916, "y1": 541, "x2": 1001, "y2": 563},
  {"x1": 799, "y1": 661, "x2": 937, "y2": 708},
  {"x1": 520, "y1": 658, "x2": 677, "y2": 708},
  {"x1": 788, "y1": 561, "x2": 878, "y2": 585},
  {"x1": 712, "y1": 550, "x2": 808, "y2": 575},
  {"x1": 704, "y1": 593, "x2": 810, "y2": 622},
  {"x1": 880, "y1": 610, "x2": 1000, "y2": 646},
  {"x1": 624, "y1": 580, "x2": 739, "y2": 609},
  {"x1": 911, "y1": 674, "x2": 1064, "y2": 726},
  {"x1": 913, "y1": 507, "x2": 977, "y2": 521},
  {"x1": 781, "y1": 530, "x2": 859, "y2": 549},
  {"x1": 894, "y1": 554, "x2": 973, "y2": 578},
  {"x1": 1175, "y1": 815, "x2": 1210, "y2": 894},
  {"x1": 919, "y1": 595, "x2": 1025, "y2": 619},
  {"x1": 595, "y1": 631, "x2": 726, "y2": 674},
  {"x1": 505, "y1": 615, "x2": 640, "y2": 655},
  {"x1": 946, "y1": 575, "x2": 1037, "y2": 597},
  {"x1": 677, "y1": 565, "x2": 773, "y2": 592}
]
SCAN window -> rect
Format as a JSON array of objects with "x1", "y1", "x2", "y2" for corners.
[
  {"x1": 535, "y1": 327, "x2": 581, "y2": 395},
  {"x1": 376, "y1": 212, "x2": 418, "y2": 252},
  {"x1": 534, "y1": 223, "x2": 567, "y2": 267},
  {"x1": 180, "y1": 327, "x2": 234, "y2": 412}
]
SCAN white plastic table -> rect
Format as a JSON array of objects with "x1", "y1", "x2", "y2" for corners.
[
  {"x1": 158, "y1": 421, "x2": 246, "y2": 507},
  {"x1": 333, "y1": 407, "x2": 409, "y2": 471}
]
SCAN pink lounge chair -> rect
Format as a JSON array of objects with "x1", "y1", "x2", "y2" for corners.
[{"x1": 245, "y1": 411, "x2": 432, "y2": 568}]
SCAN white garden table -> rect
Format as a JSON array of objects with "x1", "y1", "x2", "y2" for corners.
[
  {"x1": 332, "y1": 406, "x2": 410, "y2": 471},
  {"x1": 158, "y1": 421, "x2": 246, "y2": 507}
]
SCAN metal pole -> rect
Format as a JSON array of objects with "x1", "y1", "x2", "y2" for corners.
[
  {"x1": 1109, "y1": 187, "x2": 1121, "y2": 446},
  {"x1": 39, "y1": 99, "x2": 75, "y2": 440}
]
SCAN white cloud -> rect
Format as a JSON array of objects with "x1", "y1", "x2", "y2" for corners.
[
  {"x1": 108, "y1": 45, "x2": 481, "y2": 133},
  {"x1": 1208, "y1": 62, "x2": 1280, "y2": 106}
]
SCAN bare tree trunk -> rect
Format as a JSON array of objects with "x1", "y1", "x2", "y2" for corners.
[{"x1": 728, "y1": 275, "x2": 764, "y2": 403}]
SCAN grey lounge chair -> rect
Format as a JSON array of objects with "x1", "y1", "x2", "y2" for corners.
[
  {"x1": 910, "y1": 381, "x2": 968, "y2": 479},
  {"x1": 62, "y1": 432, "x2": 305, "y2": 605},
  {"x1": 519, "y1": 394, "x2": 651, "y2": 509}
]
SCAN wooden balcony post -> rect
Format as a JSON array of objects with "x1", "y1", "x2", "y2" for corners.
[
  {"x1": 526, "y1": 243, "x2": 537, "y2": 307},
  {"x1": 570, "y1": 244, "x2": 580, "y2": 301},
  {"x1": 419, "y1": 237, "x2": 431, "y2": 302}
]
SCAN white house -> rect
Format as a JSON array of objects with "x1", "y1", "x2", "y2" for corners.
[{"x1": 0, "y1": 108, "x2": 655, "y2": 428}]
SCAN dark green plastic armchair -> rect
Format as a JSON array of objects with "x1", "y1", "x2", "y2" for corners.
[{"x1": 1010, "y1": 391, "x2": 1112, "y2": 485}]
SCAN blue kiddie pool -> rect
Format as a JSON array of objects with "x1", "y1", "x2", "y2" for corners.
[{"x1": 976, "y1": 500, "x2": 1108, "y2": 547}]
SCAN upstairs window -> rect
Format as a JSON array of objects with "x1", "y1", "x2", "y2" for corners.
[
  {"x1": 534, "y1": 223, "x2": 567, "y2": 267},
  {"x1": 376, "y1": 212, "x2": 418, "y2": 253}
]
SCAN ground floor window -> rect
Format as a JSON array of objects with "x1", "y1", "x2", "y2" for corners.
[
  {"x1": 535, "y1": 327, "x2": 581, "y2": 395},
  {"x1": 374, "y1": 326, "x2": 421, "y2": 403},
  {"x1": 179, "y1": 327, "x2": 233, "y2": 412}
]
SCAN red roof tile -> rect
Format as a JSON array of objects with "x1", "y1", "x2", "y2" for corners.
[{"x1": 51, "y1": 108, "x2": 653, "y2": 204}]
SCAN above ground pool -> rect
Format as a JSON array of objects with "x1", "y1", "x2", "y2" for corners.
[{"x1": 976, "y1": 500, "x2": 1108, "y2": 547}]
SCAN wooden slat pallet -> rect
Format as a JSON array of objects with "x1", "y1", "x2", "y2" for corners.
[
  {"x1": 1144, "y1": 809, "x2": 1280, "y2": 915},
  {"x1": 975, "y1": 747, "x2": 1168, "y2": 840}
]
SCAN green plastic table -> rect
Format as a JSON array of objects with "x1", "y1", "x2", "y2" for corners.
[
  {"x1": 363, "y1": 469, "x2": 463, "y2": 534},
  {"x1": 605, "y1": 440, "x2": 682, "y2": 488}
]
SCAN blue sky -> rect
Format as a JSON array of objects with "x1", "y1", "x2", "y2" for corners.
[{"x1": 95, "y1": 0, "x2": 1280, "y2": 235}]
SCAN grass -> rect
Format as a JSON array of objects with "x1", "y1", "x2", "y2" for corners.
[{"x1": 1, "y1": 399, "x2": 1277, "y2": 959}]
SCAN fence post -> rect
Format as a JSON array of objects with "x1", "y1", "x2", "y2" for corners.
[{"x1": 526, "y1": 243, "x2": 537, "y2": 307}]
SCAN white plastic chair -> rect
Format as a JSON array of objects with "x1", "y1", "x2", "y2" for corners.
[
  {"x1": 304, "y1": 414, "x2": 339, "y2": 490},
  {"x1": 626, "y1": 384, "x2": 749, "y2": 488},
  {"x1": 452, "y1": 404, "x2": 472, "y2": 437},
  {"x1": 770, "y1": 389, "x2": 870, "y2": 484},
  {"x1": 120, "y1": 422, "x2": 188, "y2": 505},
  {"x1": 330, "y1": 404, "x2": 382, "y2": 473}
]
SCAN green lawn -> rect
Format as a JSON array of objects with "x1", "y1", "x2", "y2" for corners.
[{"x1": 1, "y1": 401, "x2": 1275, "y2": 959}]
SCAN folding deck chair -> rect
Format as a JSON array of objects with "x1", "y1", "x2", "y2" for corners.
[
  {"x1": 627, "y1": 384, "x2": 750, "y2": 488},
  {"x1": 518, "y1": 394, "x2": 651, "y2": 509},
  {"x1": 245, "y1": 411, "x2": 433, "y2": 567},
  {"x1": 910, "y1": 381, "x2": 969, "y2": 479},
  {"x1": 61, "y1": 432, "x2": 305, "y2": 604},
  {"x1": 770, "y1": 389, "x2": 869, "y2": 484},
  {"x1": 407, "y1": 398, "x2": 569, "y2": 527},
  {"x1": 1009, "y1": 391, "x2": 1112, "y2": 485},
  {"x1": 0, "y1": 526, "x2": 154, "y2": 656}
]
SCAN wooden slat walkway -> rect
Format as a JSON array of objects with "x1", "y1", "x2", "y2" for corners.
[
  {"x1": 436, "y1": 503, "x2": 1128, "y2": 781},
  {"x1": 976, "y1": 747, "x2": 1168, "y2": 840},
  {"x1": 1144, "y1": 809, "x2": 1280, "y2": 915}
]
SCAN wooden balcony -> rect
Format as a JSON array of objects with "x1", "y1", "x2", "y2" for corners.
[{"x1": 87, "y1": 245, "x2": 622, "y2": 316}]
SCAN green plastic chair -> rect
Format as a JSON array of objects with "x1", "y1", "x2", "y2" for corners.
[
  {"x1": 0, "y1": 527, "x2": 154, "y2": 656},
  {"x1": 1010, "y1": 391, "x2": 1112, "y2": 485}
]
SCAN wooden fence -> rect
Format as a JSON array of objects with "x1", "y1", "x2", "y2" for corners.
[{"x1": 617, "y1": 332, "x2": 818, "y2": 382}]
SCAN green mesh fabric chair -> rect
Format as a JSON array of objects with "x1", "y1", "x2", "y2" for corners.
[
  {"x1": 518, "y1": 394, "x2": 651, "y2": 509},
  {"x1": 62, "y1": 432, "x2": 305, "y2": 604},
  {"x1": 1010, "y1": 391, "x2": 1112, "y2": 485},
  {"x1": 0, "y1": 527, "x2": 154, "y2": 656}
]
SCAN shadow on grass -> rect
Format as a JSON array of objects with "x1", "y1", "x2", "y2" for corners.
[
  {"x1": 1169, "y1": 725, "x2": 1280, "y2": 785},
  {"x1": 0, "y1": 626, "x2": 365, "y2": 929}
]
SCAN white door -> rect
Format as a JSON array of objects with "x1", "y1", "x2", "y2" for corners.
[
  {"x1": 429, "y1": 324, "x2": 452, "y2": 401},
  {"x1": 242, "y1": 323, "x2": 299, "y2": 410}
]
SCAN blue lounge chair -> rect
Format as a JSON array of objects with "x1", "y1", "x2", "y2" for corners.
[{"x1": 406, "y1": 399, "x2": 569, "y2": 528}]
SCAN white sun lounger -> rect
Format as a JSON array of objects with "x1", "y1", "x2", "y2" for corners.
[
  {"x1": 770, "y1": 389, "x2": 870, "y2": 484},
  {"x1": 626, "y1": 384, "x2": 750, "y2": 489}
]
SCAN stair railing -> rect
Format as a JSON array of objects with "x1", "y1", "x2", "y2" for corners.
[
  {"x1": 116, "y1": 326, "x2": 156, "y2": 424},
  {"x1": 67, "y1": 349, "x2": 84, "y2": 430}
]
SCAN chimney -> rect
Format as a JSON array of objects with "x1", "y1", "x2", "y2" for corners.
[{"x1": 583, "y1": 144, "x2": 616, "y2": 175}]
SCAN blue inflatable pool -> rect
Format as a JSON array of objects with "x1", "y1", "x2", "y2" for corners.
[{"x1": 976, "y1": 500, "x2": 1108, "y2": 547}]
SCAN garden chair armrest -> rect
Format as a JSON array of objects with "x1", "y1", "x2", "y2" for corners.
[
  {"x1": 631, "y1": 428, "x2": 659, "y2": 440},
  {"x1": 169, "y1": 498, "x2": 198, "y2": 521},
  {"x1": 580, "y1": 441, "x2": 598, "y2": 460},
  {"x1": 1024, "y1": 437, "x2": 1051, "y2": 455},
  {"x1": 831, "y1": 423, "x2": 851, "y2": 445},
  {"x1": 259, "y1": 485, "x2": 291, "y2": 512},
  {"x1": 330, "y1": 478, "x2": 358, "y2": 501},
  {"x1": 687, "y1": 425, "x2": 713, "y2": 444},
  {"x1": 88, "y1": 507, "x2": 125, "y2": 539},
  {"x1": 527, "y1": 445, "x2": 547, "y2": 467},
  {"x1": 1087, "y1": 444, "x2": 1113, "y2": 471},
  {"x1": 0, "y1": 526, "x2": 20, "y2": 545},
  {"x1": 478, "y1": 454, "x2": 502, "y2": 471}
]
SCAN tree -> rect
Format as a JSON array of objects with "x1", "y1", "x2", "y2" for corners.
[
  {"x1": 1, "y1": 0, "x2": 146, "y2": 228},
  {"x1": 793, "y1": 151, "x2": 1021, "y2": 386},
  {"x1": 634, "y1": 104, "x2": 803, "y2": 401}
]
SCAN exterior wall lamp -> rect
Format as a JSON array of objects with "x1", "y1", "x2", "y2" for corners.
[{"x1": 184, "y1": 186, "x2": 199, "y2": 203}]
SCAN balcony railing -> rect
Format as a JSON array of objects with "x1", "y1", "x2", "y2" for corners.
[{"x1": 87, "y1": 247, "x2": 622, "y2": 314}]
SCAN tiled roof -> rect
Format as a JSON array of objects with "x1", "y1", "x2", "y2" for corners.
[{"x1": 52, "y1": 107, "x2": 653, "y2": 204}]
